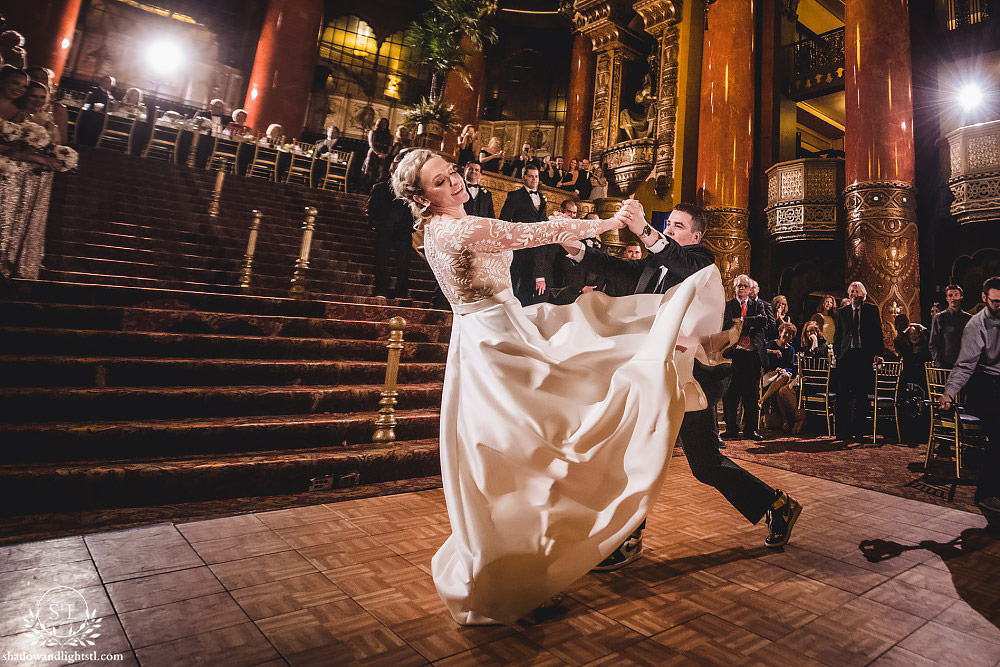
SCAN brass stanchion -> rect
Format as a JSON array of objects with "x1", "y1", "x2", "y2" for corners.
[
  {"x1": 372, "y1": 316, "x2": 407, "y2": 442},
  {"x1": 239, "y1": 209, "x2": 264, "y2": 288},
  {"x1": 208, "y1": 168, "x2": 224, "y2": 218},
  {"x1": 289, "y1": 206, "x2": 318, "y2": 299},
  {"x1": 186, "y1": 128, "x2": 199, "y2": 170}
]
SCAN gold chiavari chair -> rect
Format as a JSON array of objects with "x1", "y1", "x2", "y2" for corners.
[
  {"x1": 248, "y1": 141, "x2": 280, "y2": 182},
  {"x1": 96, "y1": 113, "x2": 138, "y2": 154},
  {"x1": 142, "y1": 114, "x2": 183, "y2": 163},
  {"x1": 317, "y1": 149, "x2": 354, "y2": 192},
  {"x1": 206, "y1": 133, "x2": 244, "y2": 174},
  {"x1": 871, "y1": 359, "x2": 902, "y2": 442},
  {"x1": 798, "y1": 354, "x2": 836, "y2": 436},
  {"x1": 285, "y1": 142, "x2": 316, "y2": 187},
  {"x1": 924, "y1": 364, "x2": 987, "y2": 479},
  {"x1": 63, "y1": 105, "x2": 81, "y2": 145}
]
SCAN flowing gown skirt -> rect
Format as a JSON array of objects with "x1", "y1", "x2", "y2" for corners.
[{"x1": 431, "y1": 265, "x2": 725, "y2": 625}]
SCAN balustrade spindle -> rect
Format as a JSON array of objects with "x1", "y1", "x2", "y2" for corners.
[
  {"x1": 289, "y1": 206, "x2": 318, "y2": 298},
  {"x1": 239, "y1": 209, "x2": 264, "y2": 288},
  {"x1": 208, "y1": 168, "x2": 224, "y2": 218},
  {"x1": 372, "y1": 316, "x2": 407, "y2": 443}
]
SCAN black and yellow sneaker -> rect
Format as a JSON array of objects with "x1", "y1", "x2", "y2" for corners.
[
  {"x1": 764, "y1": 491, "x2": 802, "y2": 548},
  {"x1": 592, "y1": 521, "x2": 645, "y2": 572}
]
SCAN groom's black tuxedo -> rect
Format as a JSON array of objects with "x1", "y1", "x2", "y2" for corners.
[
  {"x1": 499, "y1": 186, "x2": 549, "y2": 306},
  {"x1": 574, "y1": 236, "x2": 778, "y2": 525}
]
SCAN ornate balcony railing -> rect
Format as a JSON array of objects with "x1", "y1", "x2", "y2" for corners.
[
  {"x1": 946, "y1": 119, "x2": 1000, "y2": 225},
  {"x1": 787, "y1": 27, "x2": 844, "y2": 100},
  {"x1": 942, "y1": 0, "x2": 992, "y2": 30},
  {"x1": 765, "y1": 158, "x2": 844, "y2": 242}
]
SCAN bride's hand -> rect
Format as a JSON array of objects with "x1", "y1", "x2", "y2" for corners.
[{"x1": 619, "y1": 200, "x2": 649, "y2": 235}]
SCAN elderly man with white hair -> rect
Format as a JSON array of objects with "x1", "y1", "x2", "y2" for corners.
[
  {"x1": 833, "y1": 280, "x2": 885, "y2": 443},
  {"x1": 193, "y1": 98, "x2": 232, "y2": 132}
]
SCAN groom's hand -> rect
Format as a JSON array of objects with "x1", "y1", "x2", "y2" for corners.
[{"x1": 620, "y1": 200, "x2": 649, "y2": 236}]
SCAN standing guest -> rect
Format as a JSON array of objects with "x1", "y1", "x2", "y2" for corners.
[
  {"x1": 507, "y1": 143, "x2": 537, "y2": 179},
  {"x1": 940, "y1": 276, "x2": 1000, "y2": 520},
  {"x1": 816, "y1": 295, "x2": 838, "y2": 349},
  {"x1": 0, "y1": 65, "x2": 27, "y2": 120},
  {"x1": 722, "y1": 275, "x2": 773, "y2": 441},
  {"x1": 193, "y1": 98, "x2": 231, "y2": 132},
  {"x1": 761, "y1": 322, "x2": 804, "y2": 433},
  {"x1": 26, "y1": 68, "x2": 68, "y2": 143},
  {"x1": 389, "y1": 125, "x2": 411, "y2": 163},
  {"x1": 499, "y1": 164, "x2": 547, "y2": 305},
  {"x1": 366, "y1": 150, "x2": 413, "y2": 299},
  {"x1": 478, "y1": 136, "x2": 503, "y2": 173},
  {"x1": 929, "y1": 301, "x2": 943, "y2": 318},
  {"x1": 929, "y1": 283, "x2": 972, "y2": 368},
  {"x1": 543, "y1": 156, "x2": 564, "y2": 187},
  {"x1": 462, "y1": 160, "x2": 495, "y2": 218},
  {"x1": 362, "y1": 117, "x2": 392, "y2": 184},
  {"x1": 557, "y1": 158, "x2": 581, "y2": 194},
  {"x1": 226, "y1": 109, "x2": 253, "y2": 137},
  {"x1": 589, "y1": 164, "x2": 609, "y2": 200},
  {"x1": 0, "y1": 31, "x2": 26, "y2": 68},
  {"x1": 312, "y1": 125, "x2": 341, "y2": 155},
  {"x1": 800, "y1": 320, "x2": 829, "y2": 358},
  {"x1": 833, "y1": 281, "x2": 885, "y2": 443},
  {"x1": 83, "y1": 74, "x2": 115, "y2": 108},
  {"x1": 17, "y1": 81, "x2": 61, "y2": 142},
  {"x1": 456, "y1": 124, "x2": 476, "y2": 167},
  {"x1": 576, "y1": 158, "x2": 593, "y2": 200}
]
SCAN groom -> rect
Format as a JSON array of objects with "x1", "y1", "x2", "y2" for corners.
[{"x1": 562, "y1": 201, "x2": 802, "y2": 568}]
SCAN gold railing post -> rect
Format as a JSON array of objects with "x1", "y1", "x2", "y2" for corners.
[
  {"x1": 289, "y1": 206, "x2": 318, "y2": 299},
  {"x1": 208, "y1": 168, "x2": 224, "y2": 218},
  {"x1": 239, "y1": 209, "x2": 264, "y2": 288},
  {"x1": 372, "y1": 316, "x2": 407, "y2": 443},
  {"x1": 186, "y1": 127, "x2": 199, "y2": 170}
]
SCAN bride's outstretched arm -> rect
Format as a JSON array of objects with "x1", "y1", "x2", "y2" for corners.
[{"x1": 455, "y1": 213, "x2": 624, "y2": 253}]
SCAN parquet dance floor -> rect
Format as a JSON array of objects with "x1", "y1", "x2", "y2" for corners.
[{"x1": 2, "y1": 459, "x2": 998, "y2": 666}]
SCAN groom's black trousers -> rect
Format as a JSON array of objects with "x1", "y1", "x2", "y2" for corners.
[{"x1": 678, "y1": 362, "x2": 778, "y2": 524}]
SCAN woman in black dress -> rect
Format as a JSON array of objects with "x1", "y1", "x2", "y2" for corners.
[
  {"x1": 456, "y1": 124, "x2": 476, "y2": 167},
  {"x1": 478, "y1": 136, "x2": 503, "y2": 172},
  {"x1": 362, "y1": 118, "x2": 392, "y2": 184}
]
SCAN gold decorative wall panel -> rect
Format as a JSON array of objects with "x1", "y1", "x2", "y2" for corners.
[
  {"x1": 764, "y1": 158, "x2": 844, "y2": 242},
  {"x1": 946, "y1": 119, "x2": 1000, "y2": 225},
  {"x1": 603, "y1": 138, "x2": 657, "y2": 194},
  {"x1": 701, "y1": 207, "x2": 751, "y2": 299}
]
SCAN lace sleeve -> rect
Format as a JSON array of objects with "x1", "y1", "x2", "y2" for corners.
[{"x1": 443, "y1": 216, "x2": 604, "y2": 253}]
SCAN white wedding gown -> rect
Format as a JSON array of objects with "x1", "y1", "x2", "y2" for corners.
[{"x1": 423, "y1": 214, "x2": 725, "y2": 625}]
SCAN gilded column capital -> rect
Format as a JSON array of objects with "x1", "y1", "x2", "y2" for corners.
[
  {"x1": 574, "y1": 1, "x2": 646, "y2": 57},
  {"x1": 701, "y1": 206, "x2": 751, "y2": 298},
  {"x1": 632, "y1": 0, "x2": 681, "y2": 35}
]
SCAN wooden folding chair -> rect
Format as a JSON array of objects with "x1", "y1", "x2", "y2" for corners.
[
  {"x1": 317, "y1": 149, "x2": 354, "y2": 192},
  {"x1": 924, "y1": 364, "x2": 987, "y2": 479},
  {"x1": 285, "y1": 143, "x2": 316, "y2": 187},
  {"x1": 207, "y1": 134, "x2": 244, "y2": 174},
  {"x1": 64, "y1": 105, "x2": 81, "y2": 145},
  {"x1": 798, "y1": 354, "x2": 836, "y2": 436},
  {"x1": 248, "y1": 142, "x2": 280, "y2": 182},
  {"x1": 872, "y1": 360, "x2": 902, "y2": 442},
  {"x1": 96, "y1": 113, "x2": 137, "y2": 154},
  {"x1": 142, "y1": 115, "x2": 183, "y2": 163}
]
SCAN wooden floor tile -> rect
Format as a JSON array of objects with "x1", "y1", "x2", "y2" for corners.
[{"x1": 134, "y1": 621, "x2": 280, "y2": 667}]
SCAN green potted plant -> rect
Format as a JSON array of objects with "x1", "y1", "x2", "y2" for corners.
[{"x1": 402, "y1": 97, "x2": 459, "y2": 146}]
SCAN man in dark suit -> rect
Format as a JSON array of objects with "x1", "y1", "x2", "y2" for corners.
[
  {"x1": 565, "y1": 202, "x2": 802, "y2": 562},
  {"x1": 722, "y1": 275, "x2": 773, "y2": 440},
  {"x1": 462, "y1": 161, "x2": 495, "y2": 218},
  {"x1": 192, "y1": 99, "x2": 232, "y2": 131},
  {"x1": 84, "y1": 74, "x2": 115, "y2": 108},
  {"x1": 366, "y1": 150, "x2": 413, "y2": 299},
  {"x1": 834, "y1": 281, "x2": 885, "y2": 442},
  {"x1": 313, "y1": 125, "x2": 342, "y2": 157},
  {"x1": 499, "y1": 164, "x2": 547, "y2": 306}
]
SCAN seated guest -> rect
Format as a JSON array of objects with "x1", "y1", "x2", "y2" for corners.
[
  {"x1": 772, "y1": 295, "x2": 791, "y2": 328},
  {"x1": 366, "y1": 150, "x2": 413, "y2": 298},
  {"x1": 463, "y1": 160, "x2": 495, "y2": 218},
  {"x1": 816, "y1": 295, "x2": 838, "y2": 348},
  {"x1": 313, "y1": 124, "x2": 341, "y2": 154},
  {"x1": 0, "y1": 30, "x2": 26, "y2": 69},
  {"x1": 542, "y1": 156, "x2": 564, "y2": 187},
  {"x1": 761, "y1": 322, "x2": 803, "y2": 433},
  {"x1": 116, "y1": 87, "x2": 147, "y2": 118},
  {"x1": 929, "y1": 283, "x2": 972, "y2": 368},
  {"x1": 557, "y1": 158, "x2": 581, "y2": 194},
  {"x1": 264, "y1": 123, "x2": 285, "y2": 146},
  {"x1": 893, "y1": 318, "x2": 931, "y2": 441},
  {"x1": 226, "y1": 109, "x2": 253, "y2": 137},
  {"x1": 478, "y1": 136, "x2": 503, "y2": 173},
  {"x1": 589, "y1": 164, "x2": 609, "y2": 199},
  {"x1": 507, "y1": 143, "x2": 537, "y2": 179},
  {"x1": 193, "y1": 98, "x2": 231, "y2": 132},
  {"x1": 456, "y1": 124, "x2": 476, "y2": 167},
  {"x1": 799, "y1": 320, "x2": 829, "y2": 358},
  {"x1": 83, "y1": 74, "x2": 115, "y2": 108},
  {"x1": 940, "y1": 276, "x2": 1000, "y2": 521}
]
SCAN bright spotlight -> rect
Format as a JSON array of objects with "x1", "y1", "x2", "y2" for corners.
[
  {"x1": 957, "y1": 83, "x2": 984, "y2": 111},
  {"x1": 145, "y1": 39, "x2": 186, "y2": 76}
]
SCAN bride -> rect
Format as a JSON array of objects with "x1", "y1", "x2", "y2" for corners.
[{"x1": 391, "y1": 149, "x2": 724, "y2": 625}]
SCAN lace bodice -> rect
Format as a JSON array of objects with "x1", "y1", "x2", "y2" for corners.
[{"x1": 424, "y1": 215, "x2": 603, "y2": 306}]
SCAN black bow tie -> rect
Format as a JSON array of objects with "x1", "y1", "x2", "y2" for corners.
[{"x1": 527, "y1": 190, "x2": 538, "y2": 195}]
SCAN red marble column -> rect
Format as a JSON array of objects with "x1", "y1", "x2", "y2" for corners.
[
  {"x1": 441, "y1": 37, "x2": 486, "y2": 154},
  {"x1": 695, "y1": 0, "x2": 755, "y2": 297},
  {"x1": 563, "y1": 31, "x2": 595, "y2": 161},
  {"x1": 4, "y1": 0, "x2": 83, "y2": 83},
  {"x1": 243, "y1": 0, "x2": 323, "y2": 138},
  {"x1": 844, "y1": 0, "x2": 920, "y2": 344}
]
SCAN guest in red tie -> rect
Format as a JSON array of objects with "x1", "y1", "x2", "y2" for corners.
[{"x1": 722, "y1": 275, "x2": 774, "y2": 440}]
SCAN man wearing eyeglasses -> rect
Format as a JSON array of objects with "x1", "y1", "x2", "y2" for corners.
[{"x1": 722, "y1": 275, "x2": 774, "y2": 441}]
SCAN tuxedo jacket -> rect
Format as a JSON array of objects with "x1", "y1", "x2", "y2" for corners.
[
  {"x1": 366, "y1": 181, "x2": 413, "y2": 234},
  {"x1": 723, "y1": 297, "x2": 772, "y2": 366},
  {"x1": 499, "y1": 187, "x2": 550, "y2": 279},
  {"x1": 833, "y1": 302, "x2": 885, "y2": 361},
  {"x1": 576, "y1": 237, "x2": 716, "y2": 296},
  {"x1": 506, "y1": 156, "x2": 539, "y2": 180},
  {"x1": 193, "y1": 110, "x2": 234, "y2": 126},
  {"x1": 463, "y1": 185, "x2": 496, "y2": 219},
  {"x1": 85, "y1": 87, "x2": 113, "y2": 107}
]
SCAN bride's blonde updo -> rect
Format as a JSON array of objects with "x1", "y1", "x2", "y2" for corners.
[{"x1": 391, "y1": 148, "x2": 440, "y2": 229}]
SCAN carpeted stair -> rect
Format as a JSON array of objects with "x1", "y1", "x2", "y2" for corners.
[{"x1": 0, "y1": 147, "x2": 451, "y2": 539}]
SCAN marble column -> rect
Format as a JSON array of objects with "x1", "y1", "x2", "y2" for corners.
[
  {"x1": 4, "y1": 0, "x2": 83, "y2": 83},
  {"x1": 695, "y1": 0, "x2": 755, "y2": 297},
  {"x1": 563, "y1": 31, "x2": 596, "y2": 161},
  {"x1": 844, "y1": 0, "x2": 920, "y2": 344},
  {"x1": 243, "y1": 0, "x2": 324, "y2": 137},
  {"x1": 442, "y1": 37, "x2": 486, "y2": 154}
]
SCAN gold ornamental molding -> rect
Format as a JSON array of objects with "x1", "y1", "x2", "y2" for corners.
[
  {"x1": 604, "y1": 137, "x2": 657, "y2": 194},
  {"x1": 843, "y1": 180, "x2": 920, "y2": 344},
  {"x1": 575, "y1": 2, "x2": 646, "y2": 56},
  {"x1": 764, "y1": 158, "x2": 844, "y2": 242},
  {"x1": 632, "y1": 0, "x2": 681, "y2": 31},
  {"x1": 701, "y1": 206, "x2": 751, "y2": 298},
  {"x1": 946, "y1": 119, "x2": 1000, "y2": 225}
]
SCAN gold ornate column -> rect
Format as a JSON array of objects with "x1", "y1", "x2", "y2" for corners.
[
  {"x1": 575, "y1": 2, "x2": 646, "y2": 161},
  {"x1": 844, "y1": 0, "x2": 920, "y2": 344},
  {"x1": 633, "y1": 1, "x2": 681, "y2": 181}
]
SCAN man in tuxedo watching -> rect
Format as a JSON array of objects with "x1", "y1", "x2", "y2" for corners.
[
  {"x1": 499, "y1": 165, "x2": 548, "y2": 305},
  {"x1": 562, "y1": 202, "x2": 802, "y2": 561},
  {"x1": 84, "y1": 74, "x2": 115, "y2": 108},
  {"x1": 193, "y1": 99, "x2": 232, "y2": 133},
  {"x1": 463, "y1": 160, "x2": 495, "y2": 218},
  {"x1": 366, "y1": 150, "x2": 413, "y2": 299},
  {"x1": 833, "y1": 281, "x2": 885, "y2": 443},
  {"x1": 722, "y1": 275, "x2": 773, "y2": 441},
  {"x1": 543, "y1": 156, "x2": 564, "y2": 187}
]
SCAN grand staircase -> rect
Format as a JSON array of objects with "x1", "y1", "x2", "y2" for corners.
[{"x1": 0, "y1": 147, "x2": 451, "y2": 542}]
